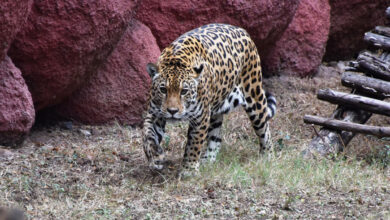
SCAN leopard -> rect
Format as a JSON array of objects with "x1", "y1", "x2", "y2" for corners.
[{"x1": 143, "y1": 23, "x2": 276, "y2": 176}]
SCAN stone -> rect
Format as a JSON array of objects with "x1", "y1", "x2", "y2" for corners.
[
  {"x1": 136, "y1": 0, "x2": 300, "y2": 74},
  {"x1": 9, "y1": 0, "x2": 138, "y2": 110},
  {"x1": 0, "y1": 56, "x2": 35, "y2": 146},
  {"x1": 0, "y1": 0, "x2": 32, "y2": 61},
  {"x1": 324, "y1": 0, "x2": 388, "y2": 61},
  {"x1": 59, "y1": 121, "x2": 73, "y2": 130},
  {"x1": 264, "y1": 0, "x2": 330, "y2": 76},
  {"x1": 79, "y1": 129, "x2": 92, "y2": 137},
  {"x1": 0, "y1": 207, "x2": 25, "y2": 220},
  {"x1": 57, "y1": 20, "x2": 160, "y2": 125}
]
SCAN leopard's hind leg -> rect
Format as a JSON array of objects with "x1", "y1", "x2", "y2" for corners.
[
  {"x1": 243, "y1": 91, "x2": 274, "y2": 152},
  {"x1": 240, "y1": 53, "x2": 276, "y2": 152}
]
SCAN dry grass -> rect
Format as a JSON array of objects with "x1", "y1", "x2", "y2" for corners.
[{"x1": 0, "y1": 64, "x2": 389, "y2": 219}]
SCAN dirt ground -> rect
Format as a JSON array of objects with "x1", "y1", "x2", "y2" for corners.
[{"x1": 1, "y1": 64, "x2": 389, "y2": 219}]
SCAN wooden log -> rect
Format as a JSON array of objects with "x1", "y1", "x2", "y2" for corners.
[
  {"x1": 364, "y1": 32, "x2": 390, "y2": 50},
  {"x1": 317, "y1": 89, "x2": 390, "y2": 117},
  {"x1": 302, "y1": 107, "x2": 372, "y2": 158},
  {"x1": 303, "y1": 71, "x2": 390, "y2": 157},
  {"x1": 374, "y1": 26, "x2": 390, "y2": 38},
  {"x1": 341, "y1": 72, "x2": 390, "y2": 98},
  {"x1": 379, "y1": 51, "x2": 390, "y2": 62},
  {"x1": 303, "y1": 10, "x2": 390, "y2": 158},
  {"x1": 304, "y1": 115, "x2": 390, "y2": 137},
  {"x1": 357, "y1": 51, "x2": 390, "y2": 81}
]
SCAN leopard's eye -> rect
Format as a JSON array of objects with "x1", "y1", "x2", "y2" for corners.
[
  {"x1": 181, "y1": 88, "x2": 189, "y2": 95},
  {"x1": 160, "y1": 86, "x2": 167, "y2": 94}
]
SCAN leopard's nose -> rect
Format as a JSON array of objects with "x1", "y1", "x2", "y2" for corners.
[{"x1": 167, "y1": 108, "x2": 179, "y2": 115}]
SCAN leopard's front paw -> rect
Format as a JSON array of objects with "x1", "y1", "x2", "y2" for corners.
[
  {"x1": 148, "y1": 153, "x2": 166, "y2": 171},
  {"x1": 149, "y1": 160, "x2": 164, "y2": 170}
]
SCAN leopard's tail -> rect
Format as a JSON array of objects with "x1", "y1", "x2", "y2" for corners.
[{"x1": 265, "y1": 91, "x2": 276, "y2": 120}]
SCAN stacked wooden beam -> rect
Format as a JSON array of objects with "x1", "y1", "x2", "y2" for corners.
[{"x1": 303, "y1": 7, "x2": 390, "y2": 157}]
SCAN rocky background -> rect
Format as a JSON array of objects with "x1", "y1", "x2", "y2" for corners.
[{"x1": 0, "y1": 0, "x2": 388, "y2": 146}]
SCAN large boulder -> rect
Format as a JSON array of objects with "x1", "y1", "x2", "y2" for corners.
[
  {"x1": 324, "y1": 0, "x2": 388, "y2": 61},
  {"x1": 0, "y1": 56, "x2": 35, "y2": 146},
  {"x1": 136, "y1": 0, "x2": 300, "y2": 72},
  {"x1": 9, "y1": 0, "x2": 137, "y2": 110},
  {"x1": 0, "y1": 0, "x2": 32, "y2": 61},
  {"x1": 57, "y1": 20, "x2": 160, "y2": 125},
  {"x1": 264, "y1": 0, "x2": 330, "y2": 76}
]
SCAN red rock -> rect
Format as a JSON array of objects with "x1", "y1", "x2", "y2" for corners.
[
  {"x1": 0, "y1": 0, "x2": 32, "y2": 61},
  {"x1": 264, "y1": 0, "x2": 330, "y2": 76},
  {"x1": 9, "y1": 0, "x2": 137, "y2": 110},
  {"x1": 136, "y1": 0, "x2": 300, "y2": 64},
  {"x1": 0, "y1": 56, "x2": 35, "y2": 146},
  {"x1": 57, "y1": 20, "x2": 160, "y2": 125},
  {"x1": 324, "y1": 0, "x2": 388, "y2": 61}
]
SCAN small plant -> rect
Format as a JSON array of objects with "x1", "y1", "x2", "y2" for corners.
[
  {"x1": 163, "y1": 135, "x2": 170, "y2": 149},
  {"x1": 365, "y1": 145, "x2": 390, "y2": 168}
]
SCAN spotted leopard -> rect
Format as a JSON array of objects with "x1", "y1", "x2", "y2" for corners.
[{"x1": 143, "y1": 23, "x2": 276, "y2": 175}]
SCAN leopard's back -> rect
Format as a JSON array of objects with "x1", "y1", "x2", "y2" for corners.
[{"x1": 166, "y1": 23, "x2": 263, "y2": 115}]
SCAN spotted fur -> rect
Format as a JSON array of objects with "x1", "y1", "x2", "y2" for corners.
[{"x1": 143, "y1": 24, "x2": 276, "y2": 175}]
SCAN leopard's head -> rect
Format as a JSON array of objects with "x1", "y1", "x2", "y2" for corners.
[{"x1": 146, "y1": 59, "x2": 204, "y2": 120}]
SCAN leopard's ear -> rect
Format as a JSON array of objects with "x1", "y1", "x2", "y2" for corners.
[
  {"x1": 146, "y1": 63, "x2": 159, "y2": 78},
  {"x1": 193, "y1": 64, "x2": 203, "y2": 75},
  {"x1": 192, "y1": 63, "x2": 204, "y2": 79}
]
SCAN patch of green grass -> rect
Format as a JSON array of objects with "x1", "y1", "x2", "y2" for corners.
[
  {"x1": 196, "y1": 138, "x2": 388, "y2": 194},
  {"x1": 365, "y1": 144, "x2": 390, "y2": 168}
]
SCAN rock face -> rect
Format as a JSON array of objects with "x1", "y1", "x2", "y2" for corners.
[
  {"x1": 324, "y1": 0, "x2": 388, "y2": 61},
  {"x1": 264, "y1": 0, "x2": 330, "y2": 76},
  {"x1": 0, "y1": 0, "x2": 32, "y2": 61},
  {"x1": 0, "y1": 56, "x2": 35, "y2": 146},
  {"x1": 136, "y1": 0, "x2": 300, "y2": 71},
  {"x1": 57, "y1": 20, "x2": 160, "y2": 125},
  {"x1": 9, "y1": 0, "x2": 137, "y2": 110},
  {"x1": 3, "y1": 0, "x2": 382, "y2": 128}
]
